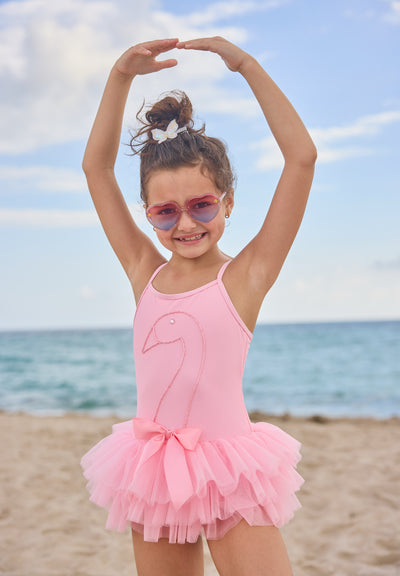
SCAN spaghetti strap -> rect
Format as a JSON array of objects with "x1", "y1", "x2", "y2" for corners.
[
  {"x1": 217, "y1": 259, "x2": 232, "y2": 282},
  {"x1": 135, "y1": 262, "x2": 168, "y2": 311},
  {"x1": 148, "y1": 262, "x2": 168, "y2": 285}
]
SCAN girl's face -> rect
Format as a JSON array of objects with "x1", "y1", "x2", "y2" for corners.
[{"x1": 146, "y1": 165, "x2": 233, "y2": 260}]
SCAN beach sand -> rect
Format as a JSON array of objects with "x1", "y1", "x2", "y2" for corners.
[{"x1": 1, "y1": 411, "x2": 399, "y2": 576}]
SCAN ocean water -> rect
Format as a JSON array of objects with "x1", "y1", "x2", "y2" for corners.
[{"x1": 0, "y1": 321, "x2": 399, "y2": 419}]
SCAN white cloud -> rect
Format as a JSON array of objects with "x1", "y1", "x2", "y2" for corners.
[
  {"x1": 0, "y1": 208, "x2": 99, "y2": 227},
  {"x1": 315, "y1": 146, "x2": 375, "y2": 164},
  {"x1": 255, "y1": 109, "x2": 400, "y2": 171},
  {"x1": 0, "y1": 203, "x2": 145, "y2": 227},
  {"x1": 254, "y1": 137, "x2": 283, "y2": 171},
  {"x1": 0, "y1": 165, "x2": 87, "y2": 192},
  {"x1": 0, "y1": 0, "x2": 286, "y2": 154},
  {"x1": 168, "y1": 0, "x2": 289, "y2": 27},
  {"x1": 344, "y1": 8, "x2": 377, "y2": 21},
  {"x1": 382, "y1": 0, "x2": 400, "y2": 24},
  {"x1": 345, "y1": 1, "x2": 400, "y2": 24},
  {"x1": 311, "y1": 111, "x2": 400, "y2": 143}
]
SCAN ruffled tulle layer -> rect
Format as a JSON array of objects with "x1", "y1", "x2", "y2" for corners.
[{"x1": 81, "y1": 419, "x2": 303, "y2": 544}]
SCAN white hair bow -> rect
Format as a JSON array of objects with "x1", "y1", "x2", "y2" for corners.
[{"x1": 151, "y1": 119, "x2": 187, "y2": 144}]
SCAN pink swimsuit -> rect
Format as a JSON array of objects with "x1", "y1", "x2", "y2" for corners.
[{"x1": 81, "y1": 261, "x2": 303, "y2": 543}]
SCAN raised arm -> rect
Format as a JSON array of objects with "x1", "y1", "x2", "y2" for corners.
[
  {"x1": 178, "y1": 38, "x2": 317, "y2": 306},
  {"x1": 237, "y1": 47, "x2": 317, "y2": 284},
  {"x1": 82, "y1": 39, "x2": 178, "y2": 297}
]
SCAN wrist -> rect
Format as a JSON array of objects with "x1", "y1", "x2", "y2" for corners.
[
  {"x1": 110, "y1": 63, "x2": 136, "y2": 83},
  {"x1": 237, "y1": 54, "x2": 260, "y2": 77}
]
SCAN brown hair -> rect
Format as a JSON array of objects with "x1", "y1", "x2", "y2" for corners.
[{"x1": 129, "y1": 90, "x2": 235, "y2": 203}]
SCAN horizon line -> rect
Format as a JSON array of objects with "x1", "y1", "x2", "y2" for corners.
[{"x1": 1, "y1": 317, "x2": 399, "y2": 334}]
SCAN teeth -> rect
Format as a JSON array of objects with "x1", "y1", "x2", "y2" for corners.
[{"x1": 179, "y1": 234, "x2": 203, "y2": 241}]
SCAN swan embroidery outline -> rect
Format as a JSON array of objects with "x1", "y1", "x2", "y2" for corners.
[{"x1": 142, "y1": 311, "x2": 206, "y2": 427}]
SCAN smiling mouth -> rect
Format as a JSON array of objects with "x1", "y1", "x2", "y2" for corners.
[{"x1": 176, "y1": 233, "x2": 206, "y2": 242}]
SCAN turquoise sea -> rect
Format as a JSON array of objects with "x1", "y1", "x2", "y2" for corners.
[{"x1": 0, "y1": 320, "x2": 399, "y2": 419}]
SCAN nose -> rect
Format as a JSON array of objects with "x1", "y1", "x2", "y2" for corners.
[{"x1": 176, "y1": 208, "x2": 197, "y2": 231}]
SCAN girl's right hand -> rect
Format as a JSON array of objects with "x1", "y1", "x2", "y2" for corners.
[{"x1": 114, "y1": 39, "x2": 179, "y2": 77}]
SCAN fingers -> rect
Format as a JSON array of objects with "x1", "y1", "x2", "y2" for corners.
[
  {"x1": 140, "y1": 40, "x2": 178, "y2": 71},
  {"x1": 176, "y1": 37, "x2": 225, "y2": 52},
  {"x1": 135, "y1": 46, "x2": 152, "y2": 56},
  {"x1": 142, "y1": 38, "x2": 179, "y2": 55},
  {"x1": 176, "y1": 39, "x2": 208, "y2": 51},
  {"x1": 154, "y1": 58, "x2": 178, "y2": 71},
  {"x1": 176, "y1": 37, "x2": 246, "y2": 72}
]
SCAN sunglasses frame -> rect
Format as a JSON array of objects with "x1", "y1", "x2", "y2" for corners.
[{"x1": 145, "y1": 192, "x2": 227, "y2": 231}]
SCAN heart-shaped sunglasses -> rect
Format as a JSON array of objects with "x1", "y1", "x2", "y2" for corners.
[{"x1": 145, "y1": 192, "x2": 227, "y2": 231}]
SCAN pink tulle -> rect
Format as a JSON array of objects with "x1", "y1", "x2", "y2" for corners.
[{"x1": 81, "y1": 419, "x2": 303, "y2": 544}]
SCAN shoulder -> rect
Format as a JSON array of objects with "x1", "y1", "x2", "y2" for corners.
[{"x1": 220, "y1": 253, "x2": 270, "y2": 333}]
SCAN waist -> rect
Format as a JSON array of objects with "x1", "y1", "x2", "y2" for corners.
[{"x1": 136, "y1": 399, "x2": 252, "y2": 441}]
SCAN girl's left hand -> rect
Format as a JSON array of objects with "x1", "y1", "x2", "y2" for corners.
[{"x1": 176, "y1": 36, "x2": 251, "y2": 73}]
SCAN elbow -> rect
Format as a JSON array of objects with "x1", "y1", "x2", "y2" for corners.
[
  {"x1": 298, "y1": 142, "x2": 318, "y2": 167},
  {"x1": 284, "y1": 140, "x2": 317, "y2": 169},
  {"x1": 81, "y1": 157, "x2": 101, "y2": 179},
  {"x1": 82, "y1": 152, "x2": 114, "y2": 178},
  {"x1": 306, "y1": 136, "x2": 318, "y2": 164},
  {"x1": 82, "y1": 154, "x2": 89, "y2": 176},
  {"x1": 289, "y1": 147, "x2": 317, "y2": 170},
  {"x1": 82, "y1": 153, "x2": 92, "y2": 177},
  {"x1": 308, "y1": 142, "x2": 318, "y2": 165},
  {"x1": 82, "y1": 147, "x2": 99, "y2": 176}
]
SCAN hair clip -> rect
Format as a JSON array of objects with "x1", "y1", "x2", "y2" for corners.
[{"x1": 151, "y1": 119, "x2": 187, "y2": 144}]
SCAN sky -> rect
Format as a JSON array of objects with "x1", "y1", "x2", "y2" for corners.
[{"x1": 0, "y1": 0, "x2": 399, "y2": 330}]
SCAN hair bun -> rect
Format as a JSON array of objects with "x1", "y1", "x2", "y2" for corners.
[
  {"x1": 130, "y1": 90, "x2": 205, "y2": 153},
  {"x1": 145, "y1": 90, "x2": 194, "y2": 132}
]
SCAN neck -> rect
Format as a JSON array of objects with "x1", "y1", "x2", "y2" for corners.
[{"x1": 168, "y1": 247, "x2": 228, "y2": 274}]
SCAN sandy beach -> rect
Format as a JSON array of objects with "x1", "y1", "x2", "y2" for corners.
[{"x1": 1, "y1": 411, "x2": 399, "y2": 576}]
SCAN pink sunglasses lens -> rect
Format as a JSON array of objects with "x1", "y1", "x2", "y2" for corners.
[
  {"x1": 147, "y1": 202, "x2": 180, "y2": 230},
  {"x1": 187, "y1": 195, "x2": 221, "y2": 222}
]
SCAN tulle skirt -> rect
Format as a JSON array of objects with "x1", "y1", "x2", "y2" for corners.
[{"x1": 81, "y1": 418, "x2": 303, "y2": 544}]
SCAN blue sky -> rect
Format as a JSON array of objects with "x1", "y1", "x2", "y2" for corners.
[{"x1": 0, "y1": 0, "x2": 399, "y2": 330}]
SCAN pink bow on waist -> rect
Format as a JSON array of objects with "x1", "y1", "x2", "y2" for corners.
[{"x1": 132, "y1": 418, "x2": 202, "y2": 509}]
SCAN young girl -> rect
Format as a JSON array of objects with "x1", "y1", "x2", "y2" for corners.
[{"x1": 81, "y1": 37, "x2": 317, "y2": 576}]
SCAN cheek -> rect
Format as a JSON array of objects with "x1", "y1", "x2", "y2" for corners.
[
  {"x1": 155, "y1": 229, "x2": 172, "y2": 243},
  {"x1": 153, "y1": 232, "x2": 176, "y2": 253},
  {"x1": 211, "y1": 214, "x2": 227, "y2": 236}
]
